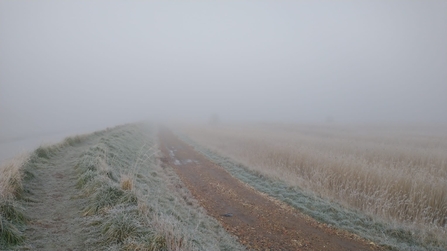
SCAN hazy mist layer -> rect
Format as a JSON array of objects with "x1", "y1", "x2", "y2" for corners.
[{"x1": 1, "y1": 1, "x2": 446, "y2": 138}]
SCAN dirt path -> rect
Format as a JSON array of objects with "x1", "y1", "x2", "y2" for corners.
[
  {"x1": 19, "y1": 142, "x2": 92, "y2": 251},
  {"x1": 159, "y1": 128, "x2": 379, "y2": 251}
]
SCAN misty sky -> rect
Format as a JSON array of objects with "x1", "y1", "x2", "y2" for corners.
[{"x1": 1, "y1": 1, "x2": 446, "y2": 135}]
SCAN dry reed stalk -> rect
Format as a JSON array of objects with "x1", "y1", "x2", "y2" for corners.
[{"x1": 0, "y1": 153, "x2": 30, "y2": 200}]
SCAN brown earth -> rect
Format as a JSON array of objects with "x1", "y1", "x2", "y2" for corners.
[{"x1": 159, "y1": 127, "x2": 381, "y2": 251}]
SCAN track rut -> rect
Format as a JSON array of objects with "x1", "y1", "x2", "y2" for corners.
[{"x1": 159, "y1": 127, "x2": 379, "y2": 251}]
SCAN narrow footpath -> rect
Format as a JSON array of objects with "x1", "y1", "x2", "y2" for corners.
[{"x1": 18, "y1": 141, "x2": 92, "y2": 251}]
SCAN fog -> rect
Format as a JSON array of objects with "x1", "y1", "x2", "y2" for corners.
[{"x1": 1, "y1": 1, "x2": 447, "y2": 139}]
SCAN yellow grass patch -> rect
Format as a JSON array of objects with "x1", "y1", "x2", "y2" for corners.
[
  {"x1": 120, "y1": 174, "x2": 134, "y2": 191},
  {"x1": 0, "y1": 153, "x2": 30, "y2": 200}
]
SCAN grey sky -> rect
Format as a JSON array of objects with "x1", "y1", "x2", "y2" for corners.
[{"x1": 1, "y1": 1, "x2": 446, "y2": 135}]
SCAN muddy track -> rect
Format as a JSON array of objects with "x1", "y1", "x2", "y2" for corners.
[{"x1": 159, "y1": 128, "x2": 379, "y2": 251}]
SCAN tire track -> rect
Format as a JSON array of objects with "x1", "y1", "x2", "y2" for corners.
[{"x1": 159, "y1": 127, "x2": 379, "y2": 251}]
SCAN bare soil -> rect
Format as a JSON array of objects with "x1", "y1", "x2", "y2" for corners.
[{"x1": 159, "y1": 127, "x2": 381, "y2": 251}]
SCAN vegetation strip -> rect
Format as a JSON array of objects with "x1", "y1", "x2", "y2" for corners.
[
  {"x1": 72, "y1": 123, "x2": 243, "y2": 250},
  {"x1": 1, "y1": 124, "x2": 243, "y2": 250},
  {"x1": 0, "y1": 154, "x2": 29, "y2": 247},
  {"x1": 178, "y1": 133, "x2": 447, "y2": 251},
  {"x1": 0, "y1": 133, "x2": 88, "y2": 249}
]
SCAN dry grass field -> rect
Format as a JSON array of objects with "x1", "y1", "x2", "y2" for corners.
[
  {"x1": 2, "y1": 122, "x2": 446, "y2": 250},
  {"x1": 179, "y1": 123, "x2": 447, "y2": 244}
]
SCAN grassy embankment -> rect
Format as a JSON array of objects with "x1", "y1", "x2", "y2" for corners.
[
  {"x1": 1, "y1": 123, "x2": 243, "y2": 250},
  {"x1": 74, "y1": 123, "x2": 243, "y2": 250},
  {"x1": 179, "y1": 124, "x2": 447, "y2": 251},
  {"x1": 0, "y1": 154, "x2": 29, "y2": 247},
  {"x1": 0, "y1": 134, "x2": 87, "y2": 248}
]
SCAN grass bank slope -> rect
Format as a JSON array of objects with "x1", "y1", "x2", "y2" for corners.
[
  {"x1": 0, "y1": 133, "x2": 89, "y2": 250},
  {"x1": 0, "y1": 153, "x2": 30, "y2": 248},
  {"x1": 74, "y1": 123, "x2": 243, "y2": 250},
  {"x1": 1, "y1": 123, "x2": 243, "y2": 251}
]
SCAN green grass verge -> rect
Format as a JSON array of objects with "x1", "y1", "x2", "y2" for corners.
[{"x1": 178, "y1": 133, "x2": 447, "y2": 251}]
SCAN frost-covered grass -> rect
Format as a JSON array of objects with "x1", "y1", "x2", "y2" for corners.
[
  {"x1": 76, "y1": 124, "x2": 244, "y2": 251},
  {"x1": 0, "y1": 133, "x2": 89, "y2": 248},
  {"x1": 0, "y1": 154, "x2": 29, "y2": 247},
  {"x1": 2, "y1": 123, "x2": 243, "y2": 250},
  {"x1": 178, "y1": 123, "x2": 447, "y2": 251}
]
